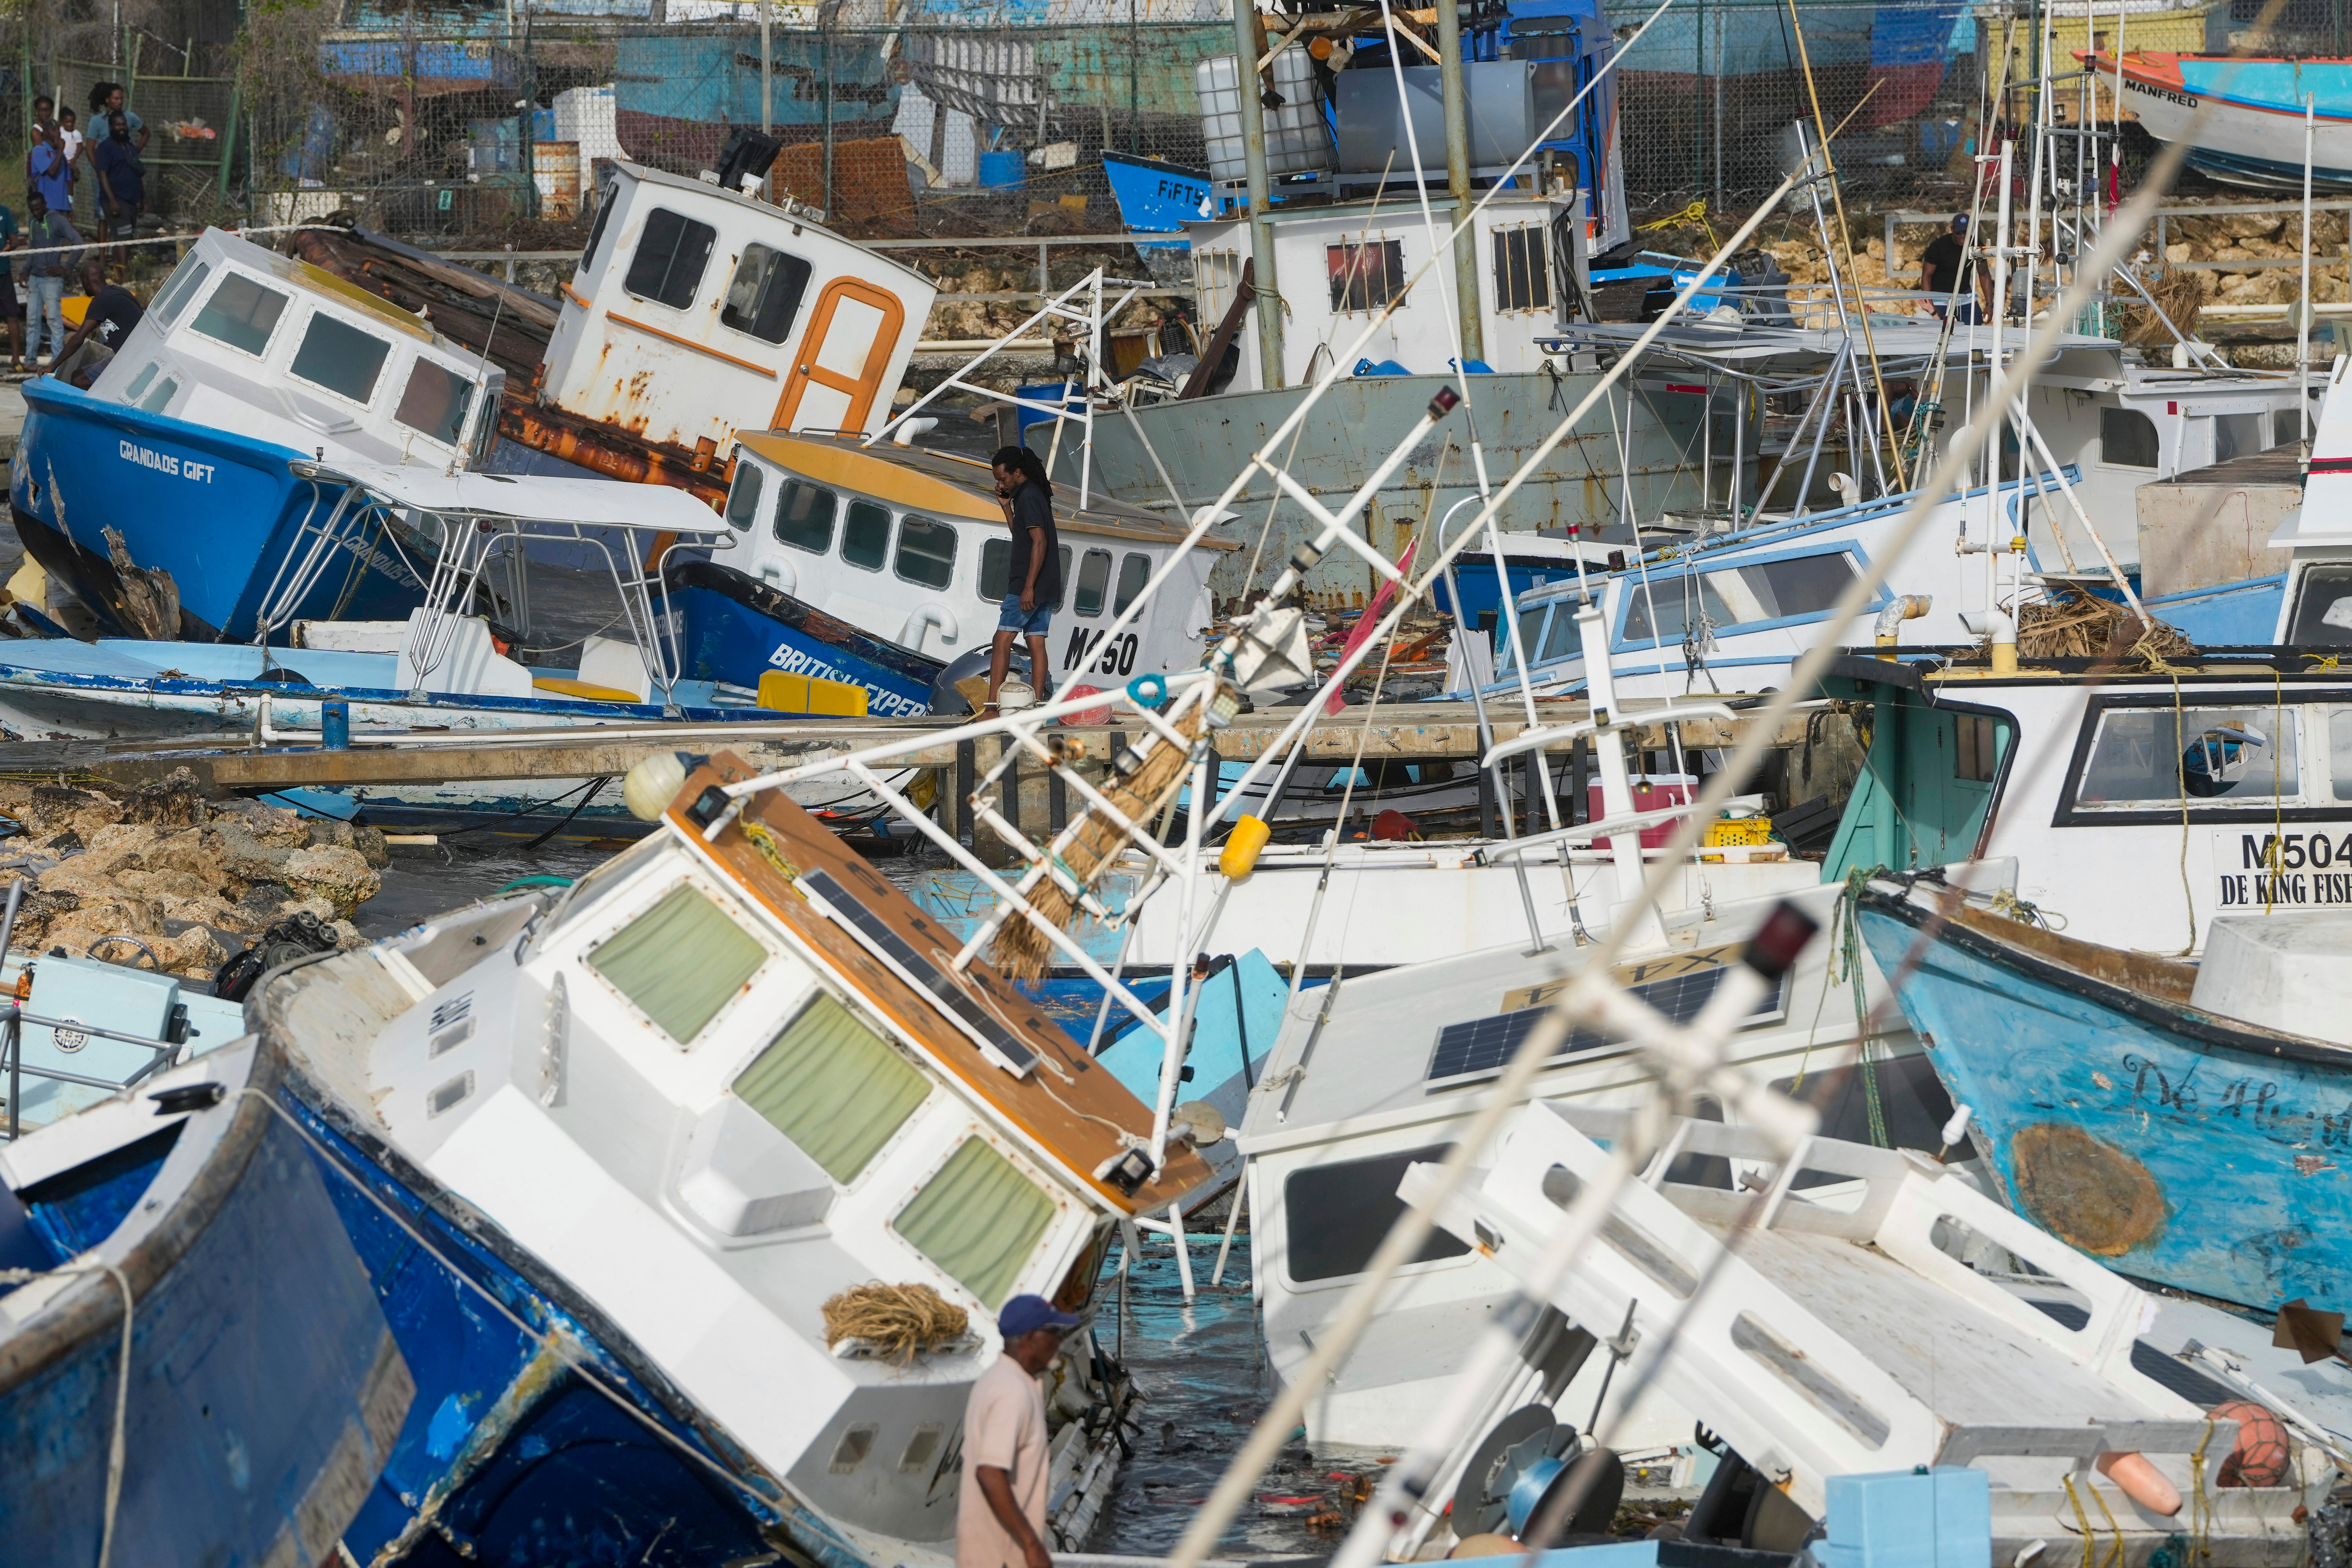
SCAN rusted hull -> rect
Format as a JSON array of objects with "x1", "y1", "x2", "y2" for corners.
[
  {"x1": 500, "y1": 396, "x2": 733, "y2": 506},
  {"x1": 1858, "y1": 882, "x2": 2352, "y2": 1313}
]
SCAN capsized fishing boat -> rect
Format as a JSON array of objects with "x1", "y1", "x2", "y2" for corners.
[
  {"x1": 11, "y1": 228, "x2": 506, "y2": 641},
  {"x1": 249, "y1": 749, "x2": 1216, "y2": 1565},
  {"x1": 0, "y1": 986, "x2": 413, "y2": 1565},
  {"x1": 1394, "y1": 1100, "x2": 2317, "y2": 1564},
  {"x1": 672, "y1": 432, "x2": 1231, "y2": 717},
  {"x1": 1858, "y1": 874, "x2": 2352, "y2": 1316},
  {"x1": 2089, "y1": 51, "x2": 2352, "y2": 188}
]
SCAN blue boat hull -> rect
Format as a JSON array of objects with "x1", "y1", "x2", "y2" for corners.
[
  {"x1": 667, "y1": 559, "x2": 941, "y2": 718},
  {"x1": 0, "y1": 1042, "x2": 412, "y2": 1565},
  {"x1": 1856, "y1": 882, "x2": 2352, "y2": 1312},
  {"x1": 11, "y1": 377, "x2": 429, "y2": 640},
  {"x1": 279, "y1": 1089, "x2": 808, "y2": 1567}
]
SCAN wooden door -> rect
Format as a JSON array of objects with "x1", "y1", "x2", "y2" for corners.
[{"x1": 772, "y1": 278, "x2": 907, "y2": 435}]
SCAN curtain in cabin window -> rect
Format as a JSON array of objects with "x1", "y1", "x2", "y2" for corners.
[
  {"x1": 587, "y1": 882, "x2": 766, "y2": 1044},
  {"x1": 892, "y1": 1137, "x2": 1056, "y2": 1308},
  {"x1": 735, "y1": 993, "x2": 930, "y2": 1183}
]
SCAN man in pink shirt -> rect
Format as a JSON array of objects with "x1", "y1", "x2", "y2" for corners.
[{"x1": 958, "y1": 1293, "x2": 1079, "y2": 1568}]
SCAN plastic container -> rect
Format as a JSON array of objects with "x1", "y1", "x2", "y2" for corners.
[
  {"x1": 977, "y1": 149, "x2": 1026, "y2": 189},
  {"x1": 320, "y1": 700, "x2": 350, "y2": 750},
  {"x1": 1219, "y1": 814, "x2": 1271, "y2": 879},
  {"x1": 1196, "y1": 51, "x2": 1336, "y2": 182}
]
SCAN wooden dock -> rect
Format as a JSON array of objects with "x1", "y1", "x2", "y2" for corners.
[{"x1": 0, "y1": 699, "x2": 1824, "y2": 799}]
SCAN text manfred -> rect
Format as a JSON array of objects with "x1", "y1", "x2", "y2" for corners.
[
  {"x1": 118, "y1": 440, "x2": 216, "y2": 483},
  {"x1": 766, "y1": 641, "x2": 925, "y2": 717}
]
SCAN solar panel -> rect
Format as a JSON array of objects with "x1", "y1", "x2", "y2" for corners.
[
  {"x1": 1425, "y1": 965, "x2": 1784, "y2": 1087},
  {"x1": 798, "y1": 869, "x2": 1038, "y2": 1076}
]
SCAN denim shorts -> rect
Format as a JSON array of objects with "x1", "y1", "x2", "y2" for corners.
[{"x1": 997, "y1": 593, "x2": 1052, "y2": 635}]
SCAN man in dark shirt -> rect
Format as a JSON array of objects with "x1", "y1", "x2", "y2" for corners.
[
  {"x1": 985, "y1": 445, "x2": 1060, "y2": 715},
  {"x1": 55, "y1": 257, "x2": 141, "y2": 386},
  {"x1": 1918, "y1": 215, "x2": 1975, "y2": 323},
  {"x1": 92, "y1": 112, "x2": 143, "y2": 242}
]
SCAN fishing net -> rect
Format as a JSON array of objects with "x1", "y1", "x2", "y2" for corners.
[
  {"x1": 2013, "y1": 584, "x2": 2198, "y2": 664},
  {"x1": 988, "y1": 703, "x2": 1204, "y2": 984}
]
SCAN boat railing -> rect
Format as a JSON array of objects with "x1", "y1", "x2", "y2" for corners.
[
  {"x1": 251, "y1": 465, "x2": 428, "y2": 647},
  {"x1": 0, "y1": 1003, "x2": 182, "y2": 1141}
]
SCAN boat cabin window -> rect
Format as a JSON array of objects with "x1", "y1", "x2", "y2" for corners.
[
  {"x1": 722, "y1": 243, "x2": 814, "y2": 345},
  {"x1": 1535, "y1": 600, "x2": 1577, "y2": 662},
  {"x1": 123, "y1": 361, "x2": 158, "y2": 401},
  {"x1": 1284, "y1": 1143, "x2": 1471, "y2": 1283},
  {"x1": 2328, "y1": 710, "x2": 2352, "y2": 801},
  {"x1": 2215, "y1": 411, "x2": 2267, "y2": 463},
  {"x1": 290, "y1": 312, "x2": 392, "y2": 405},
  {"x1": 396, "y1": 359, "x2": 475, "y2": 447},
  {"x1": 892, "y1": 1136, "x2": 1056, "y2": 1307},
  {"x1": 1492, "y1": 226, "x2": 1549, "y2": 313},
  {"x1": 1114, "y1": 553, "x2": 1150, "y2": 615},
  {"x1": 1073, "y1": 549, "x2": 1112, "y2": 617},
  {"x1": 2076, "y1": 705, "x2": 2300, "y2": 806},
  {"x1": 1620, "y1": 551, "x2": 1857, "y2": 647},
  {"x1": 774, "y1": 479, "x2": 838, "y2": 554},
  {"x1": 894, "y1": 515, "x2": 957, "y2": 588},
  {"x1": 585, "y1": 881, "x2": 768, "y2": 1045},
  {"x1": 841, "y1": 500, "x2": 892, "y2": 571},
  {"x1": 734, "y1": 992, "x2": 930, "y2": 1183},
  {"x1": 139, "y1": 374, "x2": 179, "y2": 413},
  {"x1": 624, "y1": 207, "x2": 717, "y2": 311},
  {"x1": 578, "y1": 195, "x2": 616, "y2": 283},
  {"x1": 150, "y1": 256, "x2": 210, "y2": 325},
  {"x1": 190, "y1": 272, "x2": 290, "y2": 357},
  {"x1": 2100, "y1": 406, "x2": 2160, "y2": 468},
  {"x1": 980, "y1": 540, "x2": 1071, "y2": 608},
  {"x1": 2284, "y1": 563, "x2": 2352, "y2": 646},
  {"x1": 1329, "y1": 239, "x2": 1406, "y2": 314},
  {"x1": 725, "y1": 462, "x2": 765, "y2": 531}
]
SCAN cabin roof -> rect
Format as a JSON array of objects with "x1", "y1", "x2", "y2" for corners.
[
  {"x1": 736, "y1": 432, "x2": 1241, "y2": 550},
  {"x1": 200, "y1": 226, "x2": 481, "y2": 358},
  {"x1": 613, "y1": 160, "x2": 932, "y2": 291},
  {"x1": 670, "y1": 753, "x2": 1213, "y2": 1213}
]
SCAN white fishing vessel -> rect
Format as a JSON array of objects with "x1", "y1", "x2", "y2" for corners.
[
  {"x1": 249, "y1": 749, "x2": 1218, "y2": 1566},
  {"x1": 1388, "y1": 1101, "x2": 2320, "y2": 1564}
]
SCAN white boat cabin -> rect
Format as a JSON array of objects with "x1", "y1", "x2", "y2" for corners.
[
  {"x1": 90, "y1": 229, "x2": 504, "y2": 467},
  {"x1": 1188, "y1": 190, "x2": 1583, "y2": 387},
  {"x1": 544, "y1": 162, "x2": 940, "y2": 451},
  {"x1": 723, "y1": 433, "x2": 1234, "y2": 676}
]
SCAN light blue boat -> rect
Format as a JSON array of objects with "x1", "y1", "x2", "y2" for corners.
[{"x1": 1855, "y1": 874, "x2": 2352, "y2": 1314}]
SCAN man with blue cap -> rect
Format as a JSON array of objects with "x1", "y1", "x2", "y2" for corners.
[{"x1": 959, "y1": 1293, "x2": 1081, "y2": 1568}]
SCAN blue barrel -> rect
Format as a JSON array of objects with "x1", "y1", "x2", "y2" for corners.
[
  {"x1": 978, "y1": 150, "x2": 1026, "y2": 189},
  {"x1": 320, "y1": 701, "x2": 350, "y2": 750}
]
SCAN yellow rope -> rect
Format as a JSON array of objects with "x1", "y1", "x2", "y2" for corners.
[
  {"x1": 2189, "y1": 1419, "x2": 2215, "y2": 1568},
  {"x1": 2062, "y1": 1473, "x2": 2099, "y2": 1568},
  {"x1": 1636, "y1": 199, "x2": 1722, "y2": 252},
  {"x1": 2083, "y1": 1470, "x2": 2127, "y2": 1568}
]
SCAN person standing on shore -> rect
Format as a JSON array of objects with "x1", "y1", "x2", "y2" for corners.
[{"x1": 957, "y1": 1293, "x2": 1078, "y2": 1568}]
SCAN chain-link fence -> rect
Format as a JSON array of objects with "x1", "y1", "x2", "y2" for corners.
[{"x1": 0, "y1": 0, "x2": 2241, "y2": 258}]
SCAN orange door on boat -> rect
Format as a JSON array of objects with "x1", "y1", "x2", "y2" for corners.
[{"x1": 772, "y1": 279, "x2": 906, "y2": 434}]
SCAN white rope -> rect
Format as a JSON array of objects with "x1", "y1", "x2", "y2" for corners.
[{"x1": 10, "y1": 219, "x2": 325, "y2": 265}]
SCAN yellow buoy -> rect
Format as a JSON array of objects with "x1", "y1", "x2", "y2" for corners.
[{"x1": 1218, "y1": 814, "x2": 1271, "y2": 879}]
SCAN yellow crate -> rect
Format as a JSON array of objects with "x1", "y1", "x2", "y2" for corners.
[
  {"x1": 1704, "y1": 815, "x2": 1775, "y2": 847},
  {"x1": 757, "y1": 669, "x2": 869, "y2": 717}
]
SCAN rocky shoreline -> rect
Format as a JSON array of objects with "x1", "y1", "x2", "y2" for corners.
[{"x1": 0, "y1": 768, "x2": 386, "y2": 980}]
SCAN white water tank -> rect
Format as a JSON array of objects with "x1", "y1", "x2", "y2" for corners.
[{"x1": 2190, "y1": 912, "x2": 2352, "y2": 1045}]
